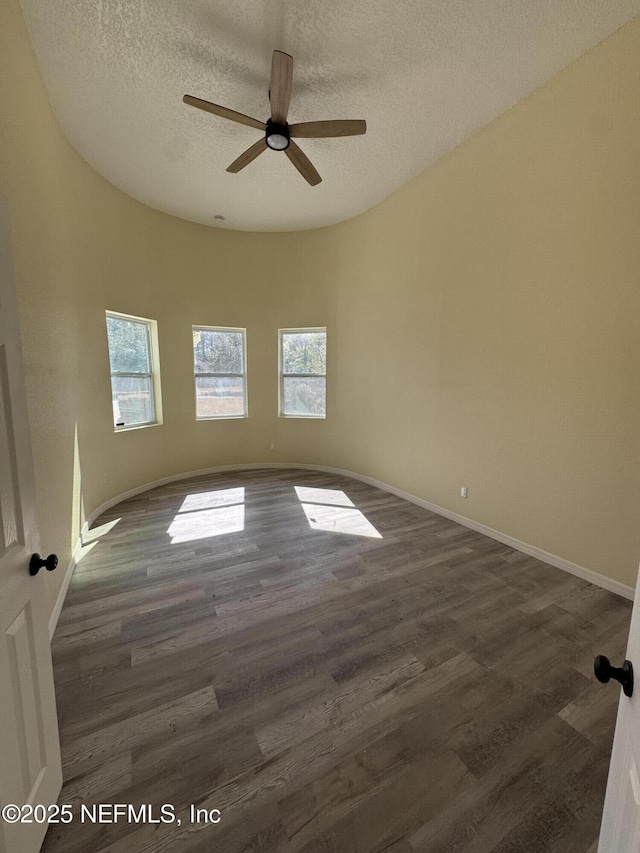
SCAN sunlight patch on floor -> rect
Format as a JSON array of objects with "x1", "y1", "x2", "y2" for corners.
[
  {"x1": 169, "y1": 487, "x2": 245, "y2": 542},
  {"x1": 75, "y1": 540, "x2": 100, "y2": 563},
  {"x1": 295, "y1": 486, "x2": 382, "y2": 538},
  {"x1": 179, "y1": 487, "x2": 245, "y2": 513},
  {"x1": 76, "y1": 518, "x2": 121, "y2": 563},
  {"x1": 83, "y1": 518, "x2": 121, "y2": 544},
  {"x1": 294, "y1": 486, "x2": 355, "y2": 508}
]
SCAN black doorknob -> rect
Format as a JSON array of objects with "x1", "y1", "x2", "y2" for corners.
[
  {"x1": 29, "y1": 553, "x2": 59, "y2": 576},
  {"x1": 594, "y1": 654, "x2": 634, "y2": 697}
]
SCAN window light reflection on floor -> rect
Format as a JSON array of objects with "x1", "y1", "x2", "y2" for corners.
[
  {"x1": 179, "y1": 487, "x2": 245, "y2": 513},
  {"x1": 294, "y1": 486, "x2": 355, "y2": 508},
  {"x1": 76, "y1": 518, "x2": 121, "y2": 564},
  {"x1": 167, "y1": 487, "x2": 245, "y2": 543},
  {"x1": 295, "y1": 485, "x2": 382, "y2": 539}
]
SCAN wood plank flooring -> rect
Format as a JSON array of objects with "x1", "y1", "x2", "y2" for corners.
[{"x1": 43, "y1": 469, "x2": 632, "y2": 853}]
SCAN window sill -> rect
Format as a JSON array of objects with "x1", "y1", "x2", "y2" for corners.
[
  {"x1": 114, "y1": 421, "x2": 162, "y2": 433},
  {"x1": 196, "y1": 414, "x2": 248, "y2": 421},
  {"x1": 279, "y1": 414, "x2": 326, "y2": 419}
]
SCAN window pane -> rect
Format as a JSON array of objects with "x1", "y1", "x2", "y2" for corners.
[
  {"x1": 196, "y1": 376, "x2": 245, "y2": 418},
  {"x1": 283, "y1": 376, "x2": 326, "y2": 416},
  {"x1": 111, "y1": 375, "x2": 153, "y2": 427},
  {"x1": 282, "y1": 332, "x2": 326, "y2": 375},
  {"x1": 106, "y1": 317, "x2": 150, "y2": 373},
  {"x1": 193, "y1": 329, "x2": 244, "y2": 374}
]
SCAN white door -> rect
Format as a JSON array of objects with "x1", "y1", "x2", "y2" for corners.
[
  {"x1": 598, "y1": 565, "x2": 640, "y2": 852},
  {"x1": 0, "y1": 196, "x2": 62, "y2": 853}
]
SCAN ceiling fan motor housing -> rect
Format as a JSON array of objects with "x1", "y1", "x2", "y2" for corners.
[{"x1": 265, "y1": 119, "x2": 290, "y2": 150}]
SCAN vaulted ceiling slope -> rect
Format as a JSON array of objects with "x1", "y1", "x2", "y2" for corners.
[{"x1": 19, "y1": 0, "x2": 640, "y2": 232}]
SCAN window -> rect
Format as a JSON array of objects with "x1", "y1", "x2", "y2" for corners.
[
  {"x1": 193, "y1": 326, "x2": 247, "y2": 419},
  {"x1": 279, "y1": 328, "x2": 326, "y2": 418},
  {"x1": 105, "y1": 311, "x2": 161, "y2": 430}
]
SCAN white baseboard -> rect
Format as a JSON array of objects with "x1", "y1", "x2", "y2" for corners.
[
  {"x1": 48, "y1": 538, "x2": 82, "y2": 641},
  {"x1": 50, "y1": 460, "x2": 633, "y2": 639},
  {"x1": 319, "y1": 467, "x2": 635, "y2": 601}
]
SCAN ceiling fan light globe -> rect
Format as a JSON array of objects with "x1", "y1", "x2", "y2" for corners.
[
  {"x1": 265, "y1": 119, "x2": 290, "y2": 151},
  {"x1": 266, "y1": 132, "x2": 289, "y2": 150}
]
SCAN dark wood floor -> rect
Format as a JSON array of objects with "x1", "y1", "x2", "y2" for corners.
[{"x1": 43, "y1": 469, "x2": 632, "y2": 853}]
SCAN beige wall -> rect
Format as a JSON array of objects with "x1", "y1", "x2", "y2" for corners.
[
  {"x1": 323, "y1": 18, "x2": 640, "y2": 587},
  {"x1": 336, "y1": 15, "x2": 640, "y2": 585},
  {"x1": 2, "y1": 0, "x2": 639, "y2": 623}
]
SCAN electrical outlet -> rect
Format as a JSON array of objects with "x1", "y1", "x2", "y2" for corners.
[
  {"x1": 270, "y1": 443, "x2": 276, "y2": 451},
  {"x1": 460, "y1": 487, "x2": 468, "y2": 498}
]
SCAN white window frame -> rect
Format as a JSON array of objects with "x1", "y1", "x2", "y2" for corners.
[
  {"x1": 105, "y1": 310, "x2": 162, "y2": 432},
  {"x1": 192, "y1": 325, "x2": 248, "y2": 420},
  {"x1": 279, "y1": 327, "x2": 327, "y2": 419}
]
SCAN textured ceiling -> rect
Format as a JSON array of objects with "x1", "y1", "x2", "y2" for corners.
[{"x1": 18, "y1": 0, "x2": 640, "y2": 231}]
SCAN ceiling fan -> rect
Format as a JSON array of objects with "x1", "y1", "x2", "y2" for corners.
[{"x1": 183, "y1": 50, "x2": 366, "y2": 187}]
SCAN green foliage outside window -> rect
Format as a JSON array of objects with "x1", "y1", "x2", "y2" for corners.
[
  {"x1": 282, "y1": 332, "x2": 326, "y2": 375},
  {"x1": 193, "y1": 329, "x2": 244, "y2": 374},
  {"x1": 106, "y1": 316, "x2": 150, "y2": 373},
  {"x1": 281, "y1": 330, "x2": 326, "y2": 416},
  {"x1": 106, "y1": 314, "x2": 155, "y2": 427}
]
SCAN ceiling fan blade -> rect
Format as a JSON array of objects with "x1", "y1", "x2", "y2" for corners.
[
  {"x1": 183, "y1": 95, "x2": 265, "y2": 131},
  {"x1": 289, "y1": 120, "x2": 367, "y2": 138},
  {"x1": 226, "y1": 138, "x2": 267, "y2": 173},
  {"x1": 270, "y1": 50, "x2": 293, "y2": 123},
  {"x1": 285, "y1": 140, "x2": 322, "y2": 186}
]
